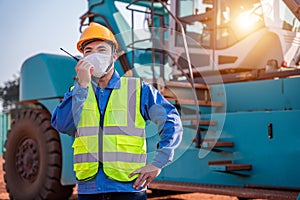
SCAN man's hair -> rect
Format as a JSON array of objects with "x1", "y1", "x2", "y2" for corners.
[{"x1": 81, "y1": 39, "x2": 116, "y2": 52}]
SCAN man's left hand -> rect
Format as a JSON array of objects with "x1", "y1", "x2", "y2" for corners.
[{"x1": 129, "y1": 164, "x2": 161, "y2": 190}]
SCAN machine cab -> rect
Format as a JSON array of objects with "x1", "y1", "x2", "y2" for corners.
[{"x1": 169, "y1": 0, "x2": 300, "y2": 75}]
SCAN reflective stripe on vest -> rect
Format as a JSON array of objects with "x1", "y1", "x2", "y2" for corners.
[{"x1": 72, "y1": 77, "x2": 146, "y2": 182}]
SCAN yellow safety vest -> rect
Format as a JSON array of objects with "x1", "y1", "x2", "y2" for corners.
[{"x1": 72, "y1": 77, "x2": 146, "y2": 182}]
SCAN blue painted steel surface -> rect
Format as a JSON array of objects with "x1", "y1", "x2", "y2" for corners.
[
  {"x1": 156, "y1": 110, "x2": 300, "y2": 186},
  {"x1": 221, "y1": 79, "x2": 285, "y2": 112},
  {"x1": 151, "y1": 76, "x2": 300, "y2": 189},
  {"x1": 20, "y1": 53, "x2": 77, "y2": 101}
]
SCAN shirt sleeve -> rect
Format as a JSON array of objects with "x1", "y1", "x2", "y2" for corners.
[
  {"x1": 51, "y1": 82, "x2": 88, "y2": 136},
  {"x1": 140, "y1": 82, "x2": 183, "y2": 169}
]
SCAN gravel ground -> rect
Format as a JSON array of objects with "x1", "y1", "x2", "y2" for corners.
[
  {"x1": 0, "y1": 157, "x2": 8, "y2": 200},
  {"x1": 0, "y1": 157, "x2": 237, "y2": 200}
]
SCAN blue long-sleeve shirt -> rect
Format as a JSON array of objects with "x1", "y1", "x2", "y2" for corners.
[{"x1": 51, "y1": 70, "x2": 182, "y2": 194}]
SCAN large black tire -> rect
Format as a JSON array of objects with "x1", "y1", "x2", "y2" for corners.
[{"x1": 3, "y1": 109, "x2": 75, "y2": 200}]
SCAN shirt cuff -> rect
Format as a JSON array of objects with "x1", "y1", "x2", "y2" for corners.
[{"x1": 72, "y1": 82, "x2": 88, "y2": 99}]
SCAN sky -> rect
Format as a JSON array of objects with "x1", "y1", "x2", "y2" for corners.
[
  {"x1": 0, "y1": 0, "x2": 87, "y2": 87},
  {"x1": 0, "y1": 0, "x2": 87, "y2": 111}
]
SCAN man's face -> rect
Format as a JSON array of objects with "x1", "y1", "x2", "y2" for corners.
[{"x1": 83, "y1": 40, "x2": 112, "y2": 57}]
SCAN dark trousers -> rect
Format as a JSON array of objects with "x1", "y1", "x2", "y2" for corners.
[{"x1": 78, "y1": 191, "x2": 147, "y2": 200}]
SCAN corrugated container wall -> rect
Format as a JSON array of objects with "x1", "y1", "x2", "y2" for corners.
[{"x1": 0, "y1": 113, "x2": 9, "y2": 156}]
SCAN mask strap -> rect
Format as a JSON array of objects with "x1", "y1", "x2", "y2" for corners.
[
  {"x1": 104, "y1": 46, "x2": 115, "y2": 74},
  {"x1": 104, "y1": 57, "x2": 113, "y2": 73}
]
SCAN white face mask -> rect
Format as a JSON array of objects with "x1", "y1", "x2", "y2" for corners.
[{"x1": 84, "y1": 53, "x2": 113, "y2": 78}]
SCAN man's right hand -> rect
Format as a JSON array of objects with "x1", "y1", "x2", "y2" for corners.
[{"x1": 75, "y1": 60, "x2": 94, "y2": 88}]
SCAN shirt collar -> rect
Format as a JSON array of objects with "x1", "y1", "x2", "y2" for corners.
[{"x1": 91, "y1": 70, "x2": 121, "y2": 90}]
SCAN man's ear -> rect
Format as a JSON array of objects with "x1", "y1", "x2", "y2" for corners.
[{"x1": 113, "y1": 51, "x2": 118, "y2": 62}]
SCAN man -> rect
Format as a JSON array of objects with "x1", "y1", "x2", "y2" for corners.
[{"x1": 51, "y1": 22, "x2": 183, "y2": 200}]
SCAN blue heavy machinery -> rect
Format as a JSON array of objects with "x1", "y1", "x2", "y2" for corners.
[{"x1": 3, "y1": 0, "x2": 300, "y2": 199}]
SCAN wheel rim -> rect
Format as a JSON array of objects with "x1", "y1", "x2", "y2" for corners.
[{"x1": 16, "y1": 138, "x2": 39, "y2": 182}]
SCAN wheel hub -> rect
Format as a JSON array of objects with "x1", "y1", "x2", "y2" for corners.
[{"x1": 16, "y1": 138, "x2": 39, "y2": 182}]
